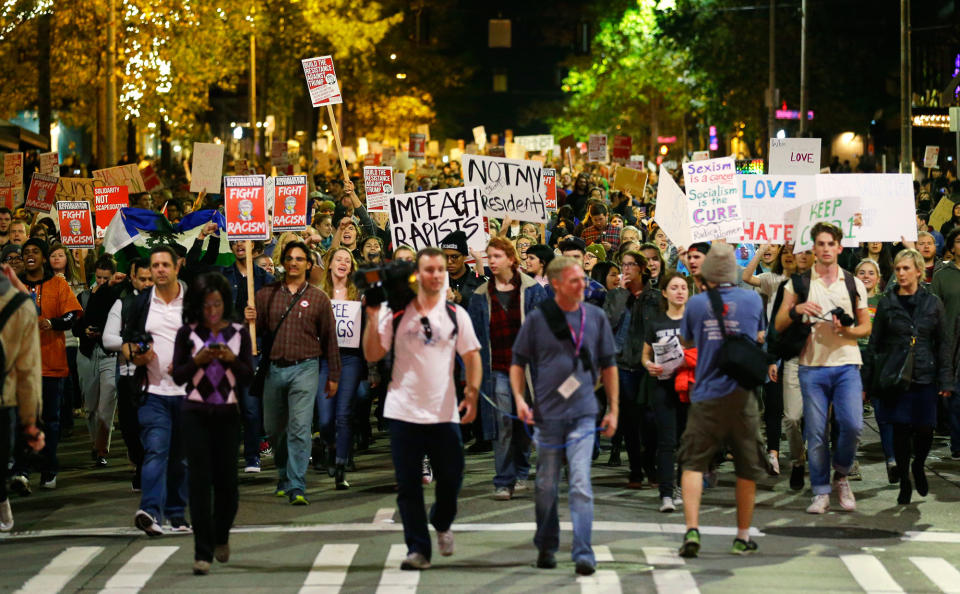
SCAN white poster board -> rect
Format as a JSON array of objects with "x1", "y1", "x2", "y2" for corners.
[
  {"x1": 768, "y1": 138, "x2": 822, "y2": 175},
  {"x1": 462, "y1": 155, "x2": 548, "y2": 223},
  {"x1": 786, "y1": 195, "x2": 861, "y2": 253},
  {"x1": 331, "y1": 300, "x2": 362, "y2": 348},
  {"x1": 472, "y1": 126, "x2": 487, "y2": 150},
  {"x1": 815, "y1": 174, "x2": 916, "y2": 243},
  {"x1": 682, "y1": 156, "x2": 743, "y2": 242},
  {"x1": 363, "y1": 166, "x2": 394, "y2": 212},
  {"x1": 923, "y1": 145, "x2": 940, "y2": 169},
  {"x1": 653, "y1": 166, "x2": 693, "y2": 249},
  {"x1": 389, "y1": 186, "x2": 488, "y2": 255},
  {"x1": 737, "y1": 175, "x2": 816, "y2": 244},
  {"x1": 588, "y1": 134, "x2": 608, "y2": 163}
]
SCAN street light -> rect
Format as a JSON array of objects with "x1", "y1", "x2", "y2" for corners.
[
  {"x1": 390, "y1": 53, "x2": 397, "y2": 60},
  {"x1": 396, "y1": 73, "x2": 407, "y2": 80}
]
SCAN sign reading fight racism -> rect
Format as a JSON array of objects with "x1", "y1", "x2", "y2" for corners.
[
  {"x1": 364, "y1": 166, "x2": 394, "y2": 212},
  {"x1": 543, "y1": 168, "x2": 557, "y2": 210},
  {"x1": 331, "y1": 300, "x2": 362, "y2": 349},
  {"x1": 93, "y1": 186, "x2": 129, "y2": 238},
  {"x1": 682, "y1": 156, "x2": 743, "y2": 241},
  {"x1": 408, "y1": 134, "x2": 426, "y2": 159},
  {"x1": 588, "y1": 134, "x2": 608, "y2": 163},
  {"x1": 93, "y1": 164, "x2": 147, "y2": 194},
  {"x1": 190, "y1": 143, "x2": 225, "y2": 194},
  {"x1": 272, "y1": 175, "x2": 308, "y2": 232},
  {"x1": 301, "y1": 56, "x2": 343, "y2": 107},
  {"x1": 737, "y1": 174, "x2": 816, "y2": 243},
  {"x1": 768, "y1": 137, "x2": 821, "y2": 175},
  {"x1": 224, "y1": 175, "x2": 269, "y2": 241},
  {"x1": 0, "y1": 183, "x2": 13, "y2": 209},
  {"x1": 786, "y1": 195, "x2": 861, "y2": 253},
  {"x1": 56, "y1": 201, "x2": 95, "y2": 249},
  {"x1": 39, "y1": 152, "x2": 59, "y2": 176},
  {"x1": 3, "y1": 152, "x2": 23, "y2": 190},
  {"x1": 25, "y1": 172, "x2": 58, "y2": 213},
  {"x1": 462, "y1": 155, "x2": 548, "y2": 223},
  {"x1": 389, "y1": 186, "x2": 487, "y2": 255}
]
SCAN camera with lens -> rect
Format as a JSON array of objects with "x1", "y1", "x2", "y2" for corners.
[
  {"x1": 126, "y1": 331, "x2": 154, "y2": 355},
  {"x1": 828, "y1": 307, "x2": 855, "y2": 327},
  {"x1": 354, "y1": 261, "x2": 417, "y2": 311}
]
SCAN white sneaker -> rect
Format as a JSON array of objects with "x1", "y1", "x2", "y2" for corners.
[
  {"x1": 673, "y1": 487, "x2": 683, "y2": 506},
  {"x1": 40, "y1": 475, "x2": 56, "y2": 490},
  {"x1": 134, "y1": 509, "x2": 164, "y2": 536},
  {"x1": 659, "y1": 496, "x2": 676, "y2": 513},
  {"x1": 806, "y1": 494, "x2": 830, "y2": 514},
  {"x1": 493, "y1": 487, "x2": 512, "y2": 501},
  {"x1": 243, "y1": 465, "x2": 261, "y2": 473},
  {"x1": 0, "y1": 499, "x2": 13, "y2": 532},
  {"x1": 421, "y1": 457, "x2": 433, "y2": 485},
  {"x1": 513, "y1": 479, "x2": 528, "y2": 492},
  {"x1": 400, "y1": 552, "x2": 431, "y2": 570},
  {"x1": 834, "y1": 478, "x2": 856, "y2": 511},
  {"x1": 767, "y1": 452, "x2": 781, "y2": 476},
  {"x1": 437, "y1": 529, "x2": 455, "y2": 556}
]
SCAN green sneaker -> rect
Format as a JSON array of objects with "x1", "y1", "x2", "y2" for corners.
[
  {"x1": 730, "y1": 538, "x2": 758, "y2": 555},
  {"x1": 274, "y1": 488, "x2": 287, "y2": 498},
  {"x1": 290, "y1": 494, "x2": 310, "y2": 506},
  {"x1": 679, "y1": 528, "x2": 700, "y2": 558}
]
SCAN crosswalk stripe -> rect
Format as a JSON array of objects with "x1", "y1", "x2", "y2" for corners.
[
  {"x1": 15, "y1": 546, "x2": 104, "y2": 594},
  {"x1": 840, "y1": 554, "x2": 904, "y2": 593},
  {"x1": 578, "y1": 547, "x2": 620, "y2": 594},
  {"x1": 642, "y1": 546, "x2": 685, "y2": 566},
  {"x1": 373, "y1": 508, "x2": 395, "y2": 524},
  {"x1": 300, "y1": 544, "x2": 360, "y2": 594},
  {"x1": 594, "y1": 545, "x2": 614, "y2": 563},
  {"x1": 652, "y1": 568, "x2": 700, "y2": 594},
  {"x1": 100, "y1": 546, "x2": 179, "y2": 594},
  {"x1": 909, "y1": 557, "x2": 960, "y2": 594},
  {"x1": 375, "y1": 544, "x2": 418, "y2": 594}
]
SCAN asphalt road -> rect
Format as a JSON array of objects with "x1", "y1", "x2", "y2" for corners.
[{"x1": 2, "y1": 411, "x2": 960, "y2": 593}]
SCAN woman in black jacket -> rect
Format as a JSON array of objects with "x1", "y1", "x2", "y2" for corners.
[{"x1": 866, "y1": 249, "x2": 954, "y2": 505}]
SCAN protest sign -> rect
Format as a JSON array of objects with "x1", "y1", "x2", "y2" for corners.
[
  {"x1": 612, "y1": 167, "x2": 648, "y2": 197},
  {"x1": 786, "y1": 195, "x2": 861, "y2": 253},
  {"x1": 427, "y1": 140, "x2": 440, "y2": 158},
  {"x1": 543, "y1": 168, "x2": 557, "y2": 210},
  {"x1": 462, "y1": 155, "x2": 548, "y2": 223},
  {"x1": 408, "y1": 134, "x2": 426, "y2": 159},
  {"x1": 692, "y1": 151, "x2": 710, "y2": 161},
  {"x1": 93, "y1": 186, "x2": 129, "y2": 238},
  {"x1": 3, "y1": 153, "x2": 23, "y2": 190},
  {"x1": 56, "y1": 177, "x2": 96, "y2": 205},
  {"x1": 923, "y1": 145, "x2": 940, "y2": 169},
  {"x1": 271, "y1": 141, "x2": 289, "y2": 167},
  {"x1": 612, "y1": 135, "x2": 632, "y2": 161},
  {"x1": 389, "y1": 186, "x2": 487, "y2": 256},
  {"x1": 487, "y1": 145, "x2": 505, "y2": 158},
  {"x1": 272, "y1": 175, "x2": 308, "y2": 232},
  {"x1": 92, "y1": 164, "x2": 147, "y2": 194},
  {"x1": 56, "y1": 201, "x2": 95, "y2": 249},
  {"x1": 737, "y1": 175, "x2": 816, "y2": 243},
  {"x1": 189, "y1": 143, "x2": 225, "y2": 194},
  {"x1": 0, "y1": 183, "x2": 12, "y2": 208},
  {"x1": 341, "y1": 147, "x2": 357, "y2": 164},
  {"x1": 393, "y1": 172, "x2": 407, "y2": 195},
  {"x1": 627, "y1": 156, "x2": 645, "y2": 171},
  {"x1": 381, "y1": 146, "x2": 397, "y2": 167},
  {"x1": 588, "y1": 134, "x2": 608, "y2": 163},
  {"x1": 504, "y1": 142, "x2": 525, "y2": 160},
  {"x1": 472, "y1": 126, "x2": 487, "y2": 150},
  {"x1": 815, "y1": 174, "x2": 916, "y2": 242},
  {"x1": 331, "y1": 300, "x2": 362, "y2": 349},
  {"x1": 301, "y1": 56, "x2": 343, "y2": 107},
  {"x1": 233, "y1": 159, "x2": 254, "y2": 175},
  {"x1": 39, "y1": 152, "x2": 59, "y2": 176},
  {"x1": 514, "y1": 134, "x2": 554, "y2": 152},
  {"x1": 363, "y1": 152, "x2": 380, "y2": 167},
  {"x1": 654, "y1": 165, "x2": 693, "y2": 248},
  {"x1": 768, "y1": 137, "x2": 821, "y2": 175},
  {"x1": 140, "y1": 164, "x2": 163, "y2": 191},
  {"x1": 224, "y1": 175, "x2": 268, "y2": 241},
  {"x1": 682, "y1": 156, "x2": 743, "y2": 241},
  {"x1": 25, "y1": 172, "x2": 58, "y2": 213},
  {"x1": 930, "y1": 197, "x2": 956, "y2": 232},
  {"x1": 559, "y1": 135, "x2": 576, "y2": 153},
  {"x1": 364, "y1": 166, "x2": 394, "y2": 212}
]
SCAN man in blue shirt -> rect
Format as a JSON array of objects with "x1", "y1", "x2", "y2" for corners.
[{"x1": 677, "y1": 242, "x2": 770, "y2": 558}]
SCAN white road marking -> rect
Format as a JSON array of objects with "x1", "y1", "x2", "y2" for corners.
[
  {"x1": 909, "y1": 557, "x2": 960, "y2": 593},
  {"x1": 642, "y1": 546, "x2": 685, "y2": 566},
  {"x1": 578, "y1": 570, "x2": 621, "y2": 594},
  {"x1": 300, "y1": 544, "x2": 360, "y2": 594},
  {"x1": 594, "y1": 545, "x2": 614, "y2": 562},
  {"x1": 15, "y1": 546, "x2": 104, "y2": 594},
  {"x1": 100, "y1": 546, "x2": 178, "y2": 594},
  {"x1": 840, "y1": 554, "x2": 904, "y2": 593},
  {"x1": 903, "y1": 531, "x2": 960, "y2": 544},
  {"x1": 375, "y1": 543, "x2": 418, "y2": 594},
  {"x1": 652, "y1": 568, "x2": 700, "y2": 594},
  {"x1": 373, "y1": 508, "x2": 395, "y2": 524}
]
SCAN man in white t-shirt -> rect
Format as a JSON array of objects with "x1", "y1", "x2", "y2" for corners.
[{"x1": 363, "y1": 247, "x2": 482, "y2": 571}]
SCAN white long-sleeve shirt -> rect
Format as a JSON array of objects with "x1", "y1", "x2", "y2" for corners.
[{"x1": 103, "y1": 295, "x2": 136, "y2": 376}]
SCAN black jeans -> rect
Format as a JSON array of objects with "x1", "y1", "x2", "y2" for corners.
[
  {"x1": 762, "y1": 378, "x2": 783, "y2": 453},
  {"x1": 182, "y1": 405, "x2": 241, "y2": 562},
  {"x1": 116, "y1": 375, "x2": 144, "y2": 468},
  {"x1": 651, "y1": 381, "x2": 689, "y2": 497}
]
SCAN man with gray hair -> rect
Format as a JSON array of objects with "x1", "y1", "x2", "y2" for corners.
[{"x1": 511, "y1": 256, "x2": 618, "y2": 576}]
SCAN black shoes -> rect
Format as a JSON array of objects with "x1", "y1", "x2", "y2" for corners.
[
  {"x1": 575, "y1": 560, "x2": 596, "y2": 576},
  {"x1": 789, "y1": 464, "x2": 805, "y2": 491},
  {"x1": 898, "y1": 478, "x2": 912, "y2": 504},
  {"x1": 536, "y1": 551, "x2": 556, "y2": 569},
  {"x1": 886, "y1": 462, "x2": 900, "y2": 485},
  {"x1": 335, "y1": 465, "x2": 350, "y2": 490},
  {"x1": 912, "y1": 462, "x2": 929, "y2": 497}
]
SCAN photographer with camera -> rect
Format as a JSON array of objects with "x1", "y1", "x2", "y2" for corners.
[
  {"x1": 774, "y1": 223, "x2": 872, "y2": 515},
  {"x1": 362, "y1": 247, "x2": 482, "y2": 571}
]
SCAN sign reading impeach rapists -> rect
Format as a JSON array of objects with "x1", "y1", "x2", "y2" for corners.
[
  {"x1": 462, "y1": 155, "x2": 547, "y2": 223},
  {"x1": 389, "y1": 186, "x2": 487, "y2": 256},
  {"x1": 224, "y1": 175, "x2": 268, "y2": 241}
]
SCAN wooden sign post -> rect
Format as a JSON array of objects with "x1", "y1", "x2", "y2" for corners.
[
  {"x1": 245, "y1": 239, "x2": 257, "y2": 355},
  {"x1": 327, "y1": 105, "x2": 349, "y2": 182}
]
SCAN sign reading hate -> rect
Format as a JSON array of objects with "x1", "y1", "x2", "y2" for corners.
[
  {"x1": 363, "y1": 166, "x2": 394, "y2": 212},
  {"x1": 462, "y1": 155, "x2": 548, "y2": 223},
  {"x1": 272, "y1": 175, "x2": 308, "y2": 232},
  {"x1": 389, "y1": 186, "x2": 487, "y2": 256},
  {"x1": 682, "y1": 156, "x2": 743, "y2": 241},
  {"x1": 737, "y1": 174, "x2": 816, "y2": 243},
  {"x1": 768, "y1": 138, "x2": 821, "y2": 175},
  {"x1": 301, "y1": 56, "x2": 343, "y2": 107},
  {"x1": 93, "y1": 185, "x2": 129, "y2": 238},
  {"x1": 25, "y1": 172, "x2": 58, "y2": 213},
  {"x1": 331, "y1": 300, "x2": 362, "y2": 349},
  {"x1": 224, "y1": 175, "x2": 269, "y2": 241},
  {"x1": 56, "y1": 201, "x2": 95, "y2": 249}
]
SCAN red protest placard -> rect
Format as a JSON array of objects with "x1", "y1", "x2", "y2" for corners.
[
  {"x1": 0, "y1": 183, "x2": 13, "y2": 209},
  {"x1": 93, "y1": 185, "x2": 129, "y2": 237},
  {"x1": 543, "y1": 168, "x2": 557, "y2": 210},
  {"x1": 612, "y1": 135, "x2": 632, "y2": 161},
  {"x1": 408, "y1": 134, "x2": 426, "y2": 159},
  {"x1": 272, "y1": 175, "x2": 308, "y2": 232},
  {"x1": 224, "y1": 175, "x2": 268, "y2": 241},
  {"x1": 301, "y1": 56, "x2": 343, "y2": 107},
  {"x1": 57, "y1": 201, "x2": 95, "y2": 249},
  {"x1": 363, "y1": 166, "x2": 394, "y2": 212},
  {"x1": 25, "y1": 172, "x2": 58, "y2": 213},
  {"x1": 3, "y1": 153, "x2": 23, "y2": 190},
  {"x1": 140, "y1": 164, "x2": 163, "y2": 192}
]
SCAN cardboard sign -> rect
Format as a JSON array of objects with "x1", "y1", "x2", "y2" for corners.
[
  {"x1": 3, "y1": 153, "x2": 23, "y2": 190},
  {"x1": 408, "y1": 134, "x2": 426, "y2": 159},
  {"x1": 389, "y1": 186, "x2": 488, "y2": 255},
  {"x1": 768, "y1": 138, "x2": 821, "y2": 175},
  {"x1": 737, "y1": 175, "x2": 816, "y2": 244},
  {"x1": 224, "y1": 175, "x2": 268, "y2": 241},
  {"x1": 364, "y1": 166, "x2": 394, "y2": 212},
  {"x1": 543, "y1": 168, "x2": 557, "y2": 210},
  {"x1": 25, "y1": 172, "x2": 58, "y2": 213},
  {"x1": 272, "y1": 175, "x2": 308, "y2": 232},
  {"x1": 514, "y1": 134, "x2": 554, "y2": 152},
  {"x1": 301, "y1": 55, "x2": 343, "y2": 107},
  {"x1": 56, "y1": 177, "x2": 96, "y2": 204},
  {"x1": 382, "y1": 147, "x2": 397, "y2": 167},
  {"x1": 923, "y1": 145, "x2": 940, "y2": 169},
  {"x1": 588, "y1": 134, "x2": 608, "y2": 163},
  {"x1": 462, "y1": 155, "x2": 548, "y2": 223},
  {"x1": 56, "y1": 201, "x2": 95, "y2": 249},
  {"x1": 612, "y1": 135, "x2": 632, "y2": 161},
  {"x1": 785, "y1": 195, "x2": 861, "y2": 253},
  {"x1": 92, "y1": 164, "x2": 147, "y2": 194},
  {"x1": 39, "y1": 152, "x2": 59, "y2": 176},
  {"x1": 331, "y1": 300, "x2": 362, "y2": 348},
  {"x1": 93, "y1": 186, "x2": 129, "y2": 238},
  {"x1": 271, "y1": 141, "x2": 289, "y2": 167},
  {"x1": 930, "y1": 197, "x2": 956, "y2": 232},
  {"x1": 233, "y1": 159, "x2": 254, "y2": 175},
  {"x1": 612, "y1": 167, "x2": 648, "y2": 197},
  {"x1": 682, "y1": 156, "x2": 743, "y2": 242},
  {"x1": 653, "y1": 166, "x2": 693, "y2": 249},
  {"x1": 815, "y1": 174, "x2": 916, "y2": 243},
  {"x1": 140, "y1": 164, "x2": 163, "y2": 191},
  {"x1": 472, "y1": 126, "x2": 487, "y2": 150},
  {"x1": 189, "y1": 143, "x2": 225, "y2": 194},
  {"x1": 692, "y1": 150, "x2": 710, "y2": 161}
]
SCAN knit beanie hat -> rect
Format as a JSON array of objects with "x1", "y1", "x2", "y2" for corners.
[
  {"x1": 700, "y1": 242, "x2": 738, "y2": 284},
  {"x1": 585, "y1": 243, "x2": 607, "y2": 261}
]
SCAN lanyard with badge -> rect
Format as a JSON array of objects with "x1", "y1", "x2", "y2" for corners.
[{"x1": 557, "y1": 305, "x2": 585, "y2": 400}]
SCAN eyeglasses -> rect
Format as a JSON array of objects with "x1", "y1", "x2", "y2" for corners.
[
  {"x1": 3, "y1": 255, "x2": 21, "y2": 263},
  {"x1": 420, "y1": 316, "x2": 433, "y2": 344},
  {"x1": 284, "y1": 256, "x2": 308, "y2": 263},
  {"x1": 622, "y1": 261, "x2": 641, "y2": 268}
]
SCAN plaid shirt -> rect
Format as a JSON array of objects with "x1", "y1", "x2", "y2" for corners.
[
  {"x1": 488, "y1": 274, "x2": 522, "y2": 372},
  {"x1": 580, "y1": 223, "x2": 622, "y2": 251},
  {"x1": 254, "y1": 281, "x2": 342, "y2": 382}
]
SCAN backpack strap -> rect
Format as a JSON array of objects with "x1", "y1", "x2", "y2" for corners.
[
  {"x1": 0, "y1": 292, "x2": 31, "y2": 337},
  {"x1": 842, "y1": 270, "x2": 859, "y2": 309},
  {"x1": 538, "y1": 299, "x2": 594, "y2": 374},
  {"x1": 390, "y1": 301, "x2": 459, "y2": 352}
]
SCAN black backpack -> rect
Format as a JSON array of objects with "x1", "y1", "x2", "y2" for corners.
[
  {"x1": 767, "y1": 271, "x2": 859, "y2": 361},
  {"x1": 0, "y1": 292, "x2": 34, "y2": 395}
]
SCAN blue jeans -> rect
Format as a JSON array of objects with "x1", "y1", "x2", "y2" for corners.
[
  {"x1": 534, "y1": 415, "x2": 596, "y2": 565},
  {"x1": 946, "y1": 392, "x2": 960, "y2": 454},
  {"x1": 138, "y1": 394, "x2": 188, "y2": 522},
  {"x1": 492, "y1": 371, "x2": 531, "y2": 489},
  {"x1": 240, "y1": 355, "x2": 262, "y2": 466},
  {"x1": 317, "y1": 353, "x2": 362, "y2": 464},
  {"x1": 262, "y1": 359, "x2": 319, "y2": 496},
  {"x1": 798, "y1": 365, "x2": 863, "y2": 495},
  {"x1": 389, "y1": 420, "x2": 464, "y2": 561}
]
